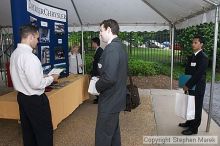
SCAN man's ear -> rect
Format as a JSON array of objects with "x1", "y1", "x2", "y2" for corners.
[
  {"x1": 28, "y1": 34, "x2": 33, "y2": 41},
  {"x1": 107, "y1": 27, "x2": 111, "y2": 34},
  {"x1": 201, "y1": 43, "x2": 203, "y2": 47}
]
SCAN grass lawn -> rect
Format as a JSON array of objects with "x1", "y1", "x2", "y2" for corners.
[{"x1": 126, "y1": 47, "x2": 181, "y2": 63}]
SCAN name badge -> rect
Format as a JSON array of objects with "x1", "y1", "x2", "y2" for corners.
[
  {"x1": 98, "y1": 63, "x2": 102, "y2": 68},
  {"x1": 191, "y1": 62, "x2": 196, "y2": 67}
]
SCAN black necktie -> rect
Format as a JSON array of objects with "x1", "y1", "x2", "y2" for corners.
[
  {"x1": 192, "y1": 54, "x2": 196, "y2": 61},
  {"x1": 76, "y1": 54, "x2": 79, "y2": 74}
]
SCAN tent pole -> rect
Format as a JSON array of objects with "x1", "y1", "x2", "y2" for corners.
[
  {"x1": 203, "y1": 0, "x2": 218, "y2": 6},
  {"x1": 71, "y1": 0, "x2": 85, "y2": 74},
  {"x1": 170, "y1": 24, "x2": 174, "y2": 90},
  {"x1": 169, "y1": 25, "x2": 172, "y2": 89},
  {"x1": 206, "y1": 6, "x2": 219, "y2": 132},
  {"x1": 71, "y1": 0, "x2": 82, "y2": 25},
  {"x1": 81, "y1": 26, "x2": 85, "y2": 75}
]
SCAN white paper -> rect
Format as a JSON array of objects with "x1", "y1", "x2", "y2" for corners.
[
  {"x1": 88, "y1": 77, "x2": 100, "y2": 95},
  {"x1": 48, "y1": 68, "x2": 64, "y2": 76}
]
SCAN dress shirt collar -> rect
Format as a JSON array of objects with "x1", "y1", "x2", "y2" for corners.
[
  {"x1": 107, "y1": 35, "x2": 118, "y2": 44},
  {"x1": 17, "y1": 43, "x2": 33, "y2": 53},
  {"x1": 194, "y1": 49, "x2": 202, "y2": 56}
]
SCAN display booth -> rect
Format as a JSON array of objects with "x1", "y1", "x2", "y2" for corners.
[
  {"x1": 0, "y1": 0, "x2": 90, "y2": 129},
  {"x1": 11, "y1": 0, "x2": 69, "y2": 76}
]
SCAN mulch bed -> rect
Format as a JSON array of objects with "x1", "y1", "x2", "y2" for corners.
[{"x1": 130, "y1": 75, "x2": 178, "y2": 89}]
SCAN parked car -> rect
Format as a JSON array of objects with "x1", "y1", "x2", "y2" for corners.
[{"x1": 147, "y1": 40, "x2": 166, "y2": 48}]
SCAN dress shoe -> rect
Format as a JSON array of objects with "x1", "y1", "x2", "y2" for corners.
[
  {"x1": 181, "y1": 129, "x2": 198, "y2": 135},
  {"x1": 178, "y1": 122, "x2": 190, "y2": 128}
]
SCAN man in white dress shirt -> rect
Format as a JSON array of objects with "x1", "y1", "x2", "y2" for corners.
[{"x1": 10, "y1": 24, "x2": 59, "y2": 146}]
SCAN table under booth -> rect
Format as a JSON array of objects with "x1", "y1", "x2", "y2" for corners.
[{"x1": 0, "y1": 75, "x2": 89, "y2": 129}]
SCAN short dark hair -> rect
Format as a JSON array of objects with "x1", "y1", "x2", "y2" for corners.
[
  {"x1": 100, "y1": 19, "x2": 119, "y2": 35},
  {"x1": 193, "y1": 35, "x2": 205, "y2": 44},
  {"x1": 19, "y1": 24, "x2": 38, "y2": 39},
  {"x1": 91, "y1": 37, "x2": 100, "y2": 46}
]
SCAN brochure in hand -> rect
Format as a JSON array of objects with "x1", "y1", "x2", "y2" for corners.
[{"x1": 48, "y1": 68, "x2": 64, "y2": 76}]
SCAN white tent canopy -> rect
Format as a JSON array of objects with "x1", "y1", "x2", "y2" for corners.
[
  {"x1": 176, "y1": 8, "x2": 216, "y2": 29},
  {"x1": 1, "y1": 0, "x2": 220, "y2": 30}
]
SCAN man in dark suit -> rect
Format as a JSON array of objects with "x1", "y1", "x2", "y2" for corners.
[
  {"x1": 179, "y1": 35, "x2": 209, "y2": 135},
  {"x1": 91, "y1": 37, "x2": 103, "y2": 104},
  {"x1": 95, "y1": 19, "x2": 128, "y2": 146}
]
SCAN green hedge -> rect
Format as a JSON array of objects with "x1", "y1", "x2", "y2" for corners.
[
  {"x1": 85, "y1": 54, "x2": 172, "y2": 77},
  {"x1": 128, "y1": 59, "x2": 162, "y2": 76},
  {"x1": 177, "y1": 22, "x2": 220, "y2": 69},
  {"x1": 85, "y1": 53, "x2": 220, "y2": 81}
]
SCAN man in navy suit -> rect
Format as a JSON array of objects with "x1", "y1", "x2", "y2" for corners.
[
  {"x1": 95, "y1": 19, "x2": 128, "y2": 146},
  {"x1": 91, "y1": 37, "x2": 103, "y2": 104},
  {"x1": 179, "y1": 35, "x2": 209, "y2": 135}
]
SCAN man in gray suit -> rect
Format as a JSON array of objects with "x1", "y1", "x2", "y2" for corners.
[{"x1": 95, "y1": 19, "x2": 128, "y2": 146}]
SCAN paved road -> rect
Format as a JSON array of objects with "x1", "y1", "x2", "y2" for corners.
[{"x1": 203, "y1": 82, "x2": 220, "y2": 126}]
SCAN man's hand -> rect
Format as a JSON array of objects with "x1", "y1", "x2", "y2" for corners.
[
  {"x1": 51, "y1": 74, "x2": 59, "y2": 82},
  {"x1": 183, "y1": 86, "x2": 189, "y2": 92}
]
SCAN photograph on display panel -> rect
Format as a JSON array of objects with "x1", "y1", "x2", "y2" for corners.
[
  {"x1": 41, "y1": 46, "x2": 50, "y2": 64},
  {"x1": 30, "y1": 16, "x2": 37, "y2": 26},
  {"x1": 54, "y1": 22, "x2": 65, "y2": 35},
  {"x1": 39, "y1": 28, "x2": 50, "y2": 43},
  {"x1": 55, "y1": 47, "x2": 65, "y2": 60}
]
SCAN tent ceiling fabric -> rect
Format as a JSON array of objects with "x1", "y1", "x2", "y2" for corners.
[
  {"x1": 1, "y1": 0, "x2": 220, "y2": 31},
  {"x1": 39, "y1": 0, "x2": 168, "y2": 26},
  {"x1": 145, "y1": 0, "x2": 213, "y2": 23},
  {"x1": 209, "y1": 0, "x2": 220, "y2": 5},
  {"x1": 176, "y1": 8, "x2": 216, "y2": 29}
]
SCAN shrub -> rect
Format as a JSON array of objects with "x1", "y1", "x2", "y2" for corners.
[
  {"x1": 85, "y1": 54, "x2": 165, "y2": 76},
  {"x1": 128, "y1": 59, "x2": 162, "y2": 76},
  {"x1": 85, "y1": 53, "x2": 94, "y2": 74}
]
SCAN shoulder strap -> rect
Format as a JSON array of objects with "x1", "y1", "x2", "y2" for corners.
[{"x1": 129, "y1": 75, "x2": 134, "y2": 86}]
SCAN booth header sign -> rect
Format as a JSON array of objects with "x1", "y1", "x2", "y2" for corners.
[{"x1": 27, "y1": 0, "x2": 67, "y2": 22}]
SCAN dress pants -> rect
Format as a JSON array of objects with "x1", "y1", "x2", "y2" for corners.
[
  {"x1": 17, "y1": 92, "x2": 53, "y2": 146},
  {"x1": 95, "y1": 112, "x2": 121, "y2": 146},
  {"x1": 185, "y1": 83, "x2": 206, "y2": 131}
]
